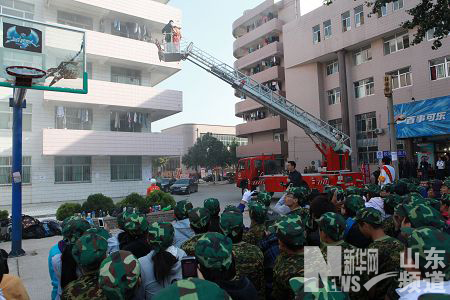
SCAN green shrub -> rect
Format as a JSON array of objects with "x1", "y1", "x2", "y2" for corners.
[
  {"x1": 0, "y1": 210, "x2": 9, "y2": 220},
  {"x1": 145, "y1": 190, "x2": 176, "y2": 210},
  {"x1": 56, "y1": 203, "x2": 82, "y2": 221},
  {"x1": 117, "y1": 193, "x2": 147, "y2": 214},
  {"x1": 82, "y1": 193, "x2": 115, "y2": 214}
]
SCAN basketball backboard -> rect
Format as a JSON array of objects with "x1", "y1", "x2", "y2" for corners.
[{"x1": 0, "y1": 14, "x2": 87, "y2": 94}]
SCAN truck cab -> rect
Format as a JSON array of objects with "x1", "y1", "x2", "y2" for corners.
[{"x1": 235, "y1": 155, "x2": 284, "y2": 192}]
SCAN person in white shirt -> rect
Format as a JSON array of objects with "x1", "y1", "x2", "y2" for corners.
[
  {"x1": 379, "y1": 156, "x2": 395, "y2": 187},
  {"x1": 436, "y1": 157, "x2": 446, "y2": 180}
]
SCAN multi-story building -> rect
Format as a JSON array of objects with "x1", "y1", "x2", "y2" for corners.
[
  {"x1": 162, "y1": 123, "x2": 247, "y2": 175},
  {"x1": 0, "y1": 0, "x2": 183, "y2": 204},
  {"x1": 232, "y1": 0, "x2": 299, "y2": 159},
  {"x1": 283, "y1": 0, "x2": 450, "y2": 171}
]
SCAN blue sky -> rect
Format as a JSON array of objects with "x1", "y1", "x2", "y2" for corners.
[{"x1": 153, "y1": 0, "x2": 322, "y2": 132}]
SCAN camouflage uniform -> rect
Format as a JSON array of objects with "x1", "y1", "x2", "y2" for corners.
[
  {"x1": 153, "y1": 277, "x2": 231, "y2": 300},
  {"x1": 123, "y1": 213, "x2": 148, "y2": 236},
  {"x1": 243, "y1": 202, "x2": 267, "y2": 246},
  {"x1": 174, "y1": 200, "x2": 193, "y2": 220},
  {"x1": 220, "y1": 210, "x2": 265, "y2": 299},
  {"x1": 98, "y1": 250, "x2": 141, "y2": 300},
  {"x1": 382, "y1": 216, "x2": 397, "y2": 238},
  {"x1": 271, "y1": 214, "x2": 306, "y2": 300},
  {"x1": 181, "y1": 207, "x2": 210, "y2": 256},
  {"x1": 289, "y1": 277, "x2": 349, "y2": 300},
  {"x1": 62, "y1": 218, "x2": 92, "y2": 244},
  {"x1": 344, "y1": 195, "x2": 365, "y2": 216},
  {"x1": 255, "y1": 192, "x2": 280, "y2": 222},
  {"x1": 355, "y1": 208, "x2": 404, "y2": 300},
  {"x1": 86, "y1": 227, "x2": 111, "y2": 241},
  {"x1": 401, "y1": 203, "x2": 445, "y2": 233},
  {"x1": 62, "y1": 233, "x2": 108, "y2": 299}
]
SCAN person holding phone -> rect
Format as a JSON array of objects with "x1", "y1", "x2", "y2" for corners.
[{"x1": 136, "y1": 222, "x2": 186, "y2": 299}]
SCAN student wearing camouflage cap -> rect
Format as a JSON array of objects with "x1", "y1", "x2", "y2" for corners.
[
  {"x1": 62, "y1": 233, "x2": 108, "y2": 299},
  {"x1": 382, "y1": 194, "x2": 403, "y2": 238},
  {"x1": 395, "y1": 227, "x2": 450, "y2": 298},
  {"x1": 243, "y1": 201, "x2": 267, "y2": 246},
  {"x1": 181, "y1": 207, "x2": 211, "y2": 256},
  {"x1": 285, "y1": 188, "x2": 311, "y2": 224},
  {"x1": 356, "y1": 207, "x2": 404, "y2": 300},
  {"x1": 271, "y1": 214, "x2": 307, "y2": 300},
  {"x1": 289, "y1": 277, "x2": 349, "y2": 300},
  {"x1": 342, "y1": 194, "x2": 372, "y2": 249},
  {"x1": 99, "y1": 250, "x2": 141, "y2": 300},
  {"x1": 136, "y1": 222, "x2": 187, "y2": 299},
  {"x1": 118, "y1": 213, "x2": 151, "y2": 259},
  {"x1": 318, "y1": 212, "x2": 353, "y2": 255},
  {"x1": 106, "y1": 211, "x2": 131, "y2": 254},
  {"x1": 220, "y1": 210, "x2": 265, "y2": 299},
  {"x1": 204, "y1": 198, "x2": 221, "y2": 233},
  {"x1": 53, "y1": 217, "x2": 91, "y2": 298},
  {"x1": 86, "y1": 227, "x2": 111, "y2": 241},
  {"x1": 195, "y1": 232, "x2": 258, "y2": 300},
  {"x1": 172, "y1": 200, "x2": 195, "y2": 248},
  {"x1": 398, "y1": 203, "x2": 446, "y2": 234},
  {"x1": 153, "y1": 277, "x2": 232, "y2": 300}
]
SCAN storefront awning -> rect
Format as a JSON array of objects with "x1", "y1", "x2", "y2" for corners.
[{"x1": 394, "y1": 95, "x2": 450, "y2": 139}]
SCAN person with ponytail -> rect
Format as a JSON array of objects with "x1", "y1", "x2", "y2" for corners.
[{"x1": 135, "y1": 221, "x2": 186, "y2": 299}]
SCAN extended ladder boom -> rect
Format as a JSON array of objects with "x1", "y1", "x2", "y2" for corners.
[{"x1": 160, "y1": 41, "x2": 352, "y2": 154}]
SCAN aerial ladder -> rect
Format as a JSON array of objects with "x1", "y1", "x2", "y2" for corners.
[{"x1": 157, "y1": 41, "x2": 353, "y2": 172}]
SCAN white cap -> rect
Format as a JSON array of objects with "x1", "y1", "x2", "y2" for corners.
[{"x1": 150, "y1": 178, "x2": 157, "y2": 184}]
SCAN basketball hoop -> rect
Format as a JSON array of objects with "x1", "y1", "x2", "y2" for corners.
[{"x1": 6, "y1": 66, "x2": 46, "y2": 87}]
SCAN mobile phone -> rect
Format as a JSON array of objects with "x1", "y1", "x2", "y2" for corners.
[
  {"x1": 98, "y1": 218, "x2": 104, "y2": 228},
  {"x1": 181, "y1": 256, "x2": 198, "y2": 279}
]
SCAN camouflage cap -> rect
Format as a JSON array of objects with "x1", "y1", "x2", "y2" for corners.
[
  {"x1": 270, "y1": 214, "x2": 306, "y2": 247},
  {"x1": 383, "y1": 194, "x2": 403, "y2": 213},
  {"x1": 62, "y1": 218, "x2": 91, "y2": 244},
  {"x1": 381, "y1": 183, "x2": 394, "y2": 193},
  {"x1": 345, "y1": 186, "x2": 360, "y2": 196},
  {"x1": 220, "y1": 211, "x2": 244, "y2": 238},
  {"x1": 318, "y1": 212, "x2": 346, "y2": 241},
  {"x1": 408, "y1": 192, "x2": 424, "y2": 203},
  {"x1": 86, "y1": 227, "x2": 111, "y2": 241},
  {"x1": 99, "y1": 250, "x2": 141, "y2": 300},
  {"x1": 72, "y1": 233, "x2": 108, "y2": 269},
  {"x1": 203, "y1": 198, "x2": 220, "y2": 216},
  {"x1": 174, "y1": 200, "x2": 193, "y2": 220},
  {"x1": 365, "y1": 184, "x2": 381, "y2": 195},
  {"x1": 404, "y1": 203, "x2": 445, "y2": 230},
  {"x1": 123, "y1": 213, "x2": 148, "y2": 236},
  {"x1": 256, "y1": 192, "x2": 272, "y2": 207},
  {"x1": 325, "y1": 186, "x2": 344, "y2": 197},
  {"x1": 443, "y1": 178, "x2": 450, "y2": 188},
  {"x1": 355, "y1": 207, "x2": 383, "y2": 225},
  {"x1": 289, "y1": 277, "x2": 349, "y2": 299},
  {"x1": 188, "y1": 207, "x2": 211, "y2": 229},
  {"x1": 61, "y1": 215, "x2": 79, "y2": 230},
  {"x1": 195, "y1": 232, "x2": 233, "y2": 270},
  {"x1": 287, "y1": 186, "x2": 310, "y2": 201},
  {"x1": 424, "y1": 197, "x2": 441, "y2": 211},
  {"x1": 442, "y1": 194, "x2": 450, "y2": 206},
  {"x1": 394, "y1": 203, "x2": 409, "y2": 217},
  {"x1": 223, "y1": 205, "x2": 241, "y2": 214},
  {"x1": 153, "y1": 278, "x2": 231, "y2": 300},
  {"x1": 407, "y1": 183, "x2": 421, "y2": 193},
  {"x1": 248, "y1": 201, "x2": 268, "y2": 224},
  {"x1": 406, "y1": 227, "x2": 450, "y2": 276},
  {"x1": 117, "y1": 211, "x2": 132, "y2": 229},
  {"x1": 344, "y1": 195, "x2": 365, "y2": 215},
  {"x1": 147, "y1": 221, "x2": 175, "y2": 252}
]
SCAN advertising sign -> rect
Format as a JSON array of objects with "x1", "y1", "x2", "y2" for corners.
[
  {"x1": 3, "y1": 22, "x2": 43, "y2": 53},
  {"x1": 394, "y1": 95, "x2": 450, "y2": 138}
]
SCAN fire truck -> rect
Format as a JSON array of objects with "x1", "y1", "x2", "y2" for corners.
[{"x1": 157, "y1": 41, "x2": 364, "y2": 193}]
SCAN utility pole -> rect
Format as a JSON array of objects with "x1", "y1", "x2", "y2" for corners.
[{"x1": 384, "y1": 75, "x2": 399, "y2": 180}]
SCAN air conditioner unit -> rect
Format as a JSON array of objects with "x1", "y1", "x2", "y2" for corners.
[{"x1": 375, "y1": 128, "x2": 384, "y2": 134}]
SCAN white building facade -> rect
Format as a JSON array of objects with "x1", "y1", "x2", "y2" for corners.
[{"x1": 0, "y1": 0, "x2": 183, "y2": 204}]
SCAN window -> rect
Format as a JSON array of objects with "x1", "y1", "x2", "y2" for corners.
[
  {"x1": 55, "y1": 156, "x2": 91, "y2": 183},
  {"x1": 273, "y1": 133, "x2": 284, "y2": 142},
  {"x1": 356, "y1": 112, "x2": 378, "y2": 164},
  {"x1": 326, "y1": 60, "x2": 339, "y2": 76},
  {"x1": 384, "y1": 31, "x2": 409, "y2": 55},
  {"x1": 341, "y1": 11, "x2": 351, "y2": 32},
  {"x1": 327, "y1": 88, "x2": 341, "y2": 105},
  {"x1": 323, "y1": 20, "x2": 332, "y2": 39},
  {"x1": 111, "y1": 156, "x2": 142, "y2": 181},
  {"x1": 0, "y1": 156, "x2": 31, "y2": 185},
  {"x1": 111, "y1": 67, "x2": 141, "y2": 86},
  {"x1": 392, "y1": 0, "x2": 404, "y2": 11},
  {"x1": 55, "y1": 107, "x2": 92, "y2": 130},
  {"x1": 329, "y1": 118, "x2": 343, "y2": 132},
  {"x1": 426, "y1": 28, "x2": 436, "y2": 41},
  {"x1": 312, "y1": 25, "x2": 321, "y2": 44},
  {"x1": 354, "y1": 77, "x2": 374, "y2": 99},
  {"x1": 200, "y1": 133, "x2": 247, "y2": 146},
  {"x1": 429, "y1": 56, "x2": 450, "y2": 80},
  {"x1": 0, "y1": 0, "x2": 34, "y2": 19},
  {"x1": 110, "y1": 111, "x2": 149, "y2": 133},
  {"x1": 380, "y1": 4, "x2": 388, "y2": 16},
  {"x1": 57, "y1": 11, "x2": 93, "y2": 30},
  {"x1": 354, "y1": 5, "x2": 364, "y2": 27},
  {"x1": 0, "y1": 101, "x2": 32, "y2": 131},
  {"x1": 387, "y1": 67, "x2": 412, "y2": 89},
  {"x1": 353, "y1": 45, "x2": 372, "y2": 65}
]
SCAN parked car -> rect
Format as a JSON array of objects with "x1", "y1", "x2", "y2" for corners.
[
  {"x1": 226, "y1": 172, "x2": 235, "y2": 184},
  {"x1": 170, "y1": 178, "x2": 199, "y2": 194},
  {"x1": 158, "y1": 178, "x2": 176, "y2": 192},
  {"x1": 202, "y1": 174, "x2": 214, "y2": 182}
]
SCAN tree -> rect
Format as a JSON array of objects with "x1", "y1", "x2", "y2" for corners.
[
  {"x1": 324, "y1": 0, "x2": 449, "y2": 49},
  {"x1": 182, "y1": 133, "x2": 229, "y2": 171},
  {"x1": 225, "y1": 139, "x2": 239, "y2": 168}
]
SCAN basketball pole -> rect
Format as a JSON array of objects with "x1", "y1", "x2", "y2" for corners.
[{"x1": 10, "y1": 88, "x2": 27, "y2": 257}]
